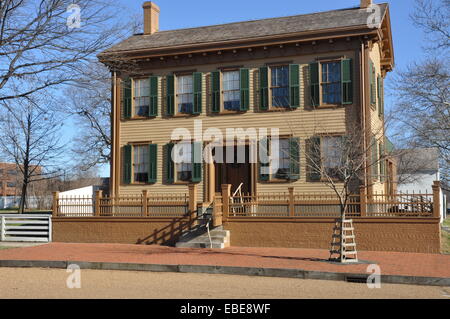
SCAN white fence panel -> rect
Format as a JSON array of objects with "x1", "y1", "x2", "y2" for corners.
[{"x1": 0, "y1": 214, "x2": 51, "y2": 242}]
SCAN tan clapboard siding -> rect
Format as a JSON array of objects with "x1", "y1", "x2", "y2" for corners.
[
  {"x1": 368, "y1": 42, "x2": 386, "y2": 193},
  {"x1": 117, "y1": 49, "x2": 363, "y2": 197}
]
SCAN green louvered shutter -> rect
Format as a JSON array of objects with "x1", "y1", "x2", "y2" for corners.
[
  {"x1": 191, "y1": 142, "x2": 202, "y2": 182},
  {"x1": 371, "y1": 136, "x2": 378, "y2": 180},
  {"x1": 380, "y1": 77, "x2": 385, "y2": 117},
  {"x1": 370, "y1": 60, "x2": 376, "y2": 105},
  {"x1": 149, "y1": 76, "x2": 158, "y2": 117},
  {"x1": 193, "y1": 72, "x2": 202, "y2": 115},
  {"x1": 123, "y1": 78, "x2": 132, "y2": 119},
  {"x1": 259, "y1": 137, "x2": 270, "y2": 181},
  {"x1": 122, "y1": 145, "x2": 132, "y2": 184},
  {"x1": 240, "y1": 68, "x2": 250, "y2": 111},
  {"x1": 309, "y1": 62, "x2": 319, "y2": 107},
  {"x1": 211, "y1": 71, "x2": 221, "y2": 113},
  {"x1": 306, "y1": 137, "x2": 321, "y2": 181},
  {"x1": 289, "y1": 64, "x2": 300, "y2": 109},
  {"x1": 148, "y1": 144, "x2": 157, "y2": 183},
  {"x1": 377, "y1": 75, "x2": 382, "y2": 117},
  {"x1": 259, "y1": 67, "x2": 269, "y2": 110},
  {"x1": 166, "y1": 75, "x2": 175, "y2": 116},
  {"x1": 289, "y1": 137, "x2": 300, "y2": 180},
  {"x1": 165, "y1": 143, "x2": 174, "y2": 184},
  {"x1": 341, "y1": 59, "x2": 353, "y2": 105}
]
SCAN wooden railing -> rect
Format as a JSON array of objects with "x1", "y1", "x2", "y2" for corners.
[
  {"x1": 53, "y1": 181, "x2": 442, "y2": 220},
  {"x1": 53, "y1": 185, "x2": 196, "y2": 218},
  {"x1": 221, "y1": 182, "x2": 441, "y2": 219}
]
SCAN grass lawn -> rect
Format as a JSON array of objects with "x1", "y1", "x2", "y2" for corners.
[{"x1": 0, "y1": 246, "x2": 11, "y2": 250}]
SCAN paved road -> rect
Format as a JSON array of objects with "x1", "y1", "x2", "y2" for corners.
[{"x1": 0, "y1": 268, "x2": 448, "y2": 299}]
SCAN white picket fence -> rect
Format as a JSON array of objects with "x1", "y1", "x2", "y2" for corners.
[{"x1": 0, "y1": 214, "x2": 52, "y2": 242}]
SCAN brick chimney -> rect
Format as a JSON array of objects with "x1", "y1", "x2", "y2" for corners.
[
  {"x1": 360, "y1": 0, "x2": 373, "y2": 8},
  {"x1": 143, "y1": 2, "x2": 160, "y2": 35}
]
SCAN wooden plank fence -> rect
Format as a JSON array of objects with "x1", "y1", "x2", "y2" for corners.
[{"x1": 52, "y1": 181, "x2": 442, "y2": 220}]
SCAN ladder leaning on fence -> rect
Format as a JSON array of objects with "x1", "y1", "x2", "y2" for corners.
[{"x1": 329, "y1": 219, "x2": 358, "y2": 263}]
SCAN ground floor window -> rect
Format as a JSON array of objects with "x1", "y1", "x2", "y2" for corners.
[{"x1": 133, "y1": 145, "x2": 149, "y2": 183}]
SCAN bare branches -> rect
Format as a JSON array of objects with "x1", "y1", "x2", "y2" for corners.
[
  {"x1": 390, "y1": 0, "x2": 450, "y2": 188},
  {"x1": 0, "y1": 0, "x2": 131, "y2": 102},
  {"x1": 411, "y1": 0, "x2": 450, "y2": 51},
  {"x1": 0, "y1": 96, "x2": 65, "y2": 212},
  {"x1": 63, "y1": 61, "x2": 111, "y2": 170}
]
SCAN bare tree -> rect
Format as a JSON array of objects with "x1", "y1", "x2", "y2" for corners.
[
  {"x1": 0, "y1": 97, "x2": 65, "y2": 213},
  {"x1": 64, "y1": 61, "x2": 111, "y2": 170},
  {"x1": 393, "y1": 0, "x2": 449, "y2": 188},
  {"x1": 0, "y1": 0, "x2": 130, "y2": 103}
]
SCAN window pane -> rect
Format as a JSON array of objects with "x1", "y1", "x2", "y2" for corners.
[
  {"x1": 134, "y1": 79, "x2": 150, "y2": 116},
  {"x1": 271, "y1": 66, "x2": 289, "y2": 108},
  {"x1": 176, "y1": 143, "x2": 192, "y2": 182},
  {"x1": 322, "y1": 136, "x2": 342, "y2": 178},
  {"x1": 223, "y1": 71, "x2": 241, "y2": 111},
  {"x1": 134, "y1": 145, "x2": 149, "y2": 182},
  {"x1": 177, "y1": 75, "x2": 193, "y2": 113},
  {"x1": 321, "y1": 62, "x2": 342, "y2": 104},
  {"x1": 271, "y1": 138, "x2": 290, "y2": 179}
]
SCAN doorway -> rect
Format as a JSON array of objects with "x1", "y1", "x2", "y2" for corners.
[{"x1": 214, "y1": 145, "x2": 253, "y2": 196}]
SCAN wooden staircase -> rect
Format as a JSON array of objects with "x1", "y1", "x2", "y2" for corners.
[{"x1": 329, "y1": 219, "x2": 358, "y2": 263}]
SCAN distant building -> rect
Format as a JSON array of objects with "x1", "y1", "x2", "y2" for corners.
[
  {"x1": 0, "y1": 162, "x2": 43, "y2": 209},
  {"x1": 397, "y1": 148, "x2": 447, "y2": 222}
]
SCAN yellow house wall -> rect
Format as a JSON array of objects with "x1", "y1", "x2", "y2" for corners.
[{"x1": 116, "y1": 48, "x2": 369, "y2": 200}]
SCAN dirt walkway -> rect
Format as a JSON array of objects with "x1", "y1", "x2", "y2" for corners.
[{"x1": 0, "y1": 268, "x2": 448, "y2": 299}]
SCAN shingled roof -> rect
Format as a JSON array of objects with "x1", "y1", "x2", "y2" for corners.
[{"x1": 101, "y1": 3, "x2": 388, "y2": 54}]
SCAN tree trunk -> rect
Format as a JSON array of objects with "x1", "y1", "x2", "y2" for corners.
[{"x1": 19, "y1": 181, "x2": 28, "y2": 214}]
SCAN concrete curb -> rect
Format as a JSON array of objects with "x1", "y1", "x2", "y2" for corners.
[{"x1": 0, "y1": 259, "x2": 448, "y2": 287}]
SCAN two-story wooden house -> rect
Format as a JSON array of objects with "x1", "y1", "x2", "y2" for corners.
[{"x1": 98, "y1": 0, "x2": 395, "y2": 204}]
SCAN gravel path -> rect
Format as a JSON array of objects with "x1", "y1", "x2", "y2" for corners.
[{"x1": 0, "y1": 268, "x2": 448, "y2": 299}]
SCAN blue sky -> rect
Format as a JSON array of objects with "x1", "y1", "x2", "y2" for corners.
[{"x1": 85, "y1": 0, "x2": 425, "y2": 177}]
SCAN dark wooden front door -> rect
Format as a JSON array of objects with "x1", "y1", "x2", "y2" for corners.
[{"x1": 214, "y1": 145, "x2": 252, "y2": 195}]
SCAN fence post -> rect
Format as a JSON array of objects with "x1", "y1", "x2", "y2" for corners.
[
  {"x1": 52, "y1": 192, "x2": 59, "y2": 217},
  {"x1": 142, "y1": 190, "x2": 148, "y2": 217},
  {"x1": 188, "y1": 184, "x2": 198, "y2": 220},
  {"x1": 221, "y1": 184, "x2": 231, "y2": 222},
  {"x1": 360, "y1": 186, "x2": 367, "y2": 217},
  {"x1": 432, "y1": 181, "x2": 441, "y2": 218},
  {"x1": 95, "y1": 190, "x2": 103, "y2": 217},
  {"x1": 288, "y1": 187, "x2": 295, "y2": 217}
]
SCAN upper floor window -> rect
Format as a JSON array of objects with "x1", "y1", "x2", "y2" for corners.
[
  {"x1": 321, "y1": 62, "x2": 341, "y2": 105},
  {"x1": 309, "y1": 59, "x2": 352, "y2": 107},
  {"x1": 271, "y1": 66, "x2": 290, "y2": 108},
  {"x1": 223, "y1": 71, "x2": 241, "y2": 111},
  {"x1": 260, "y1": 64, "x2": 300, "y2": 111},
  {"x1": 133, "y1": 78, "x2": 150, "y2": 117},
  {"x1": 211, "y1": 69, "x2": 249, "y2": 113},
  {"x1": 7, "y1": 182, "x2": 16, "y2": 188},
  {"x1": 177, "y1": 75, "x2": 194, "y2": 114}
]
